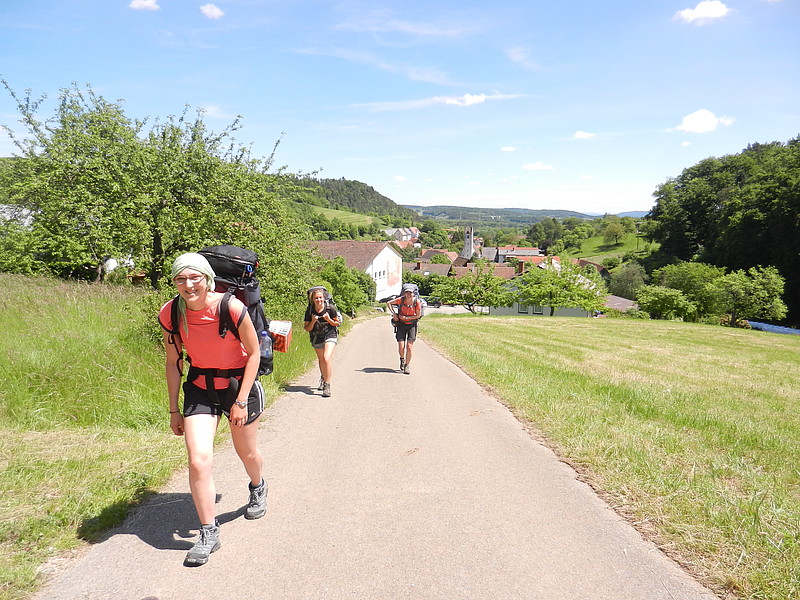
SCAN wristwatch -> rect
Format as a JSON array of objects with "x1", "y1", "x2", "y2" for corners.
[{"x1": 234, "y1": 400, "x2": 248, "y2": 409}]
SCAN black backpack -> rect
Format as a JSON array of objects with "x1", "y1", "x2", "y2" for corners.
[{"x1": 168, "y1": 245, "x2": 274, "y2": 379}]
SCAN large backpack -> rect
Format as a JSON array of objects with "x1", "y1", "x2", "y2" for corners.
[
  {"x1": 306, "y1": 286, "x2": 342, "y2": 329},
  {"x1": 168, "y1": 245, "x2": 274, "y2": 378}
]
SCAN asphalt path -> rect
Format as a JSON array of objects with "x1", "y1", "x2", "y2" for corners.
[{"x1": 33, "y1": 315, "x2": 718, "y2": 600}]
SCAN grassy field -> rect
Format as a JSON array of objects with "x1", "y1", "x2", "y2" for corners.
[
  {"x1": 313, "y1": 206, "x2": 383, "y2": 227},
  {"x1": 563, "y1": 231, "x2": 650, "y2": 263},
  {"x1": 421, "y1": 315, "x2": 800, "y2": 600},
  {"x1": 0, "y1": 274, "x2": 322, "y2": 600}
]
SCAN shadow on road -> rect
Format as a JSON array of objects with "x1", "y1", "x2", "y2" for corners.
[
  {"x1": 356, "y1": 367, "x2": 398, "y2": 374},
  {"x1": 85, "y1": 492, "x2": 245, "y2": 551},
  {"x1": 282, "y1": 385, "x2": 317, "y2": 395}
]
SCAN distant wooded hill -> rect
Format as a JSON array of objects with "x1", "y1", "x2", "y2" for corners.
[
  {"x1": 294, "y1": 177, "x2": 419, "y2": 221},
  {"x1": 403, "y1": 205, "x2": 596, "y2": 223}
]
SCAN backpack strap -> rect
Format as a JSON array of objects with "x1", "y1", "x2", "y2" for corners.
[
  {"x1": 167, "y1": 295, "x2": 185, "y2": 376},
  {"x1": 218, "y1": 288, "x2": 247, "y2": 340}
]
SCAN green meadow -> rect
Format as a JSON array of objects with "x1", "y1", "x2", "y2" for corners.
[{"x1": 421, "y1": 314, "x2": 800, "y2": 600}]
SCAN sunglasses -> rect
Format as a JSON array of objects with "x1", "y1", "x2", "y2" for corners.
[{"x1": 174, "y1": 274, "x2": 205, "y2": 286}]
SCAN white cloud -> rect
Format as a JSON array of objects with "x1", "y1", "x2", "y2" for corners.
[
  {"x1": 674, "y1": 1, "x2": 731, "y2": 25},
  {"x1": 522, "y1": 162, "x2": 555, "y2": 171},
  {"x1": 506, "y1": 47, "x2": 540, "y2": 71},
  {"x1": 444, "y1": 93, "x2": 488, "y2": 107},
  {"x1": 354, "y1": 92, "x2": 522, "y2": 112},
  {"x1": 334, "y1": 14, "x2": 472, "y2": 37},
  {"x1": 676, "y1": 109, "x2": 734, "y2": 133},
  {"x1": 394, "y1": 175, "x2": 407, "y2": 182},
  {"x1": 681, "y1": 141, "x2": 692, "y2": 147},
  {"x1": 501, "y1": 146, "x2": 517, "y2": 152},
  {"x1": 129, "y1": 0, "x2": 160, "y2": 10},
  {"x1": 574, "y1": 130, "x2": 596, "y2": 139},
  {"x1": 199, "y1": 104, "x2": 234, "y2": 119},
  {"x1": 200, "y1": 4, "x2": 224, "y2": 19}
]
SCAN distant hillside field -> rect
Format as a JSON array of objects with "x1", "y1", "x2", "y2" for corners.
[
  {"x1": 565, "y1": 232, "x2": 653, "y2": 262},
  {"x1": 314, "y1": 205, "x2": 384, "y2": 227}
]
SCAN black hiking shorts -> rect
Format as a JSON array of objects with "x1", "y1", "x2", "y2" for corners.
[
  {"x1": 182, "y1": 379, "x2": 265, "y2": 425},
  {"x1": 394, "y1": 322, "x2": 417, "y2": 343}
]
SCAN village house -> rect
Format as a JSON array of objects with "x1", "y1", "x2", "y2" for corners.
[
  {"x1": 382, "y1": 227, "x2": 420, "y2": 243},
  {"x1": 313, "y1": 240, "x2": 403, "y2": 302}
]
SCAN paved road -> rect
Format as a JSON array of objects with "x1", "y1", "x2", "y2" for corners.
[{"x1": 34, "y1": 316, "x2": 718, "y2": 600}]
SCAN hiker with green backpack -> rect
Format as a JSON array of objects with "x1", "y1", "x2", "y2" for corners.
[{"x1": 158, "y1": 251, "x2": 268, "y2": 567}]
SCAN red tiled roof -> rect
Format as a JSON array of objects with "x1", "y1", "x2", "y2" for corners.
[{"x1": 312, "y1": 240, "x2": 398, "y2": 270}]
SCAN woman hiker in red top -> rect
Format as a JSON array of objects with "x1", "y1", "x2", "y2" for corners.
[
  {"x1": 387, "y1": 287, "x2": 422, "y2": 374},
  {"x1": 159, "y1": 253, "x2": 267, "y2": 567}
]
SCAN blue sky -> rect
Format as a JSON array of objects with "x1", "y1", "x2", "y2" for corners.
[{"x1": 1, "y1": 0, "x2": 798, "y2": 215}]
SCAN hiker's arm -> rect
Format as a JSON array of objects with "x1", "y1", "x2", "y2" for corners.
[
  {"x1": 303, "y1": 313, "x2": 317, "y2": 332},
  {"x1": 162, "y1": 331, "x2": 184, "y2": 436},
  {"x1": 231, "y1": 311, "x2": 260, "y2": 428},
  {"x1": 386, "y1": 298, "x2": 399, "y2": 317},
  {"x1": 322, "y1": 309, "x2": 340, "y2": 327}
]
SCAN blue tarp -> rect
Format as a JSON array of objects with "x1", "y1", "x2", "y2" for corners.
[{"x1": 748, "y1": 321, "x2": 800, "y2": 335}]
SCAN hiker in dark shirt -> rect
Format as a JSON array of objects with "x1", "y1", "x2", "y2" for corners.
[{"x1": 304, "y1": 286, "x2": 341, "y2": 397}]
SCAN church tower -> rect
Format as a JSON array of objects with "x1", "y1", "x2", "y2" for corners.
[{"x1": 460, "y1": 226, "x2": 475, "y2": 259}]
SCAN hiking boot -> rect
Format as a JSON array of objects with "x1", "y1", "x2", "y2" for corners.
[
  {"x1": 184, "y1": 522, "x2": 220, "y2": 567},
  {"x1": 403, "y1": 363, "x2": 410, "y2": 375},
  {"x1": 317, "y1": 376, "x2": 324, "y2": 391},
  {"x1": 399, "y1": 358, "x2": 405, "y2": 372},
  {"x1": 245, "y1": 479, "x2": 268, "y2": 520},
  {"x1": 322, "y1": 382, "x2": 331, "y2": 397}
]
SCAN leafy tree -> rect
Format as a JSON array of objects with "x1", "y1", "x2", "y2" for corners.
[
  {"x1": 644, "y1": 136, "x2": 800, "y2": 323},
  {"x1": 394, "y1": 243, "x2": 419, "y2": 262},
  {"x1": 516, "y1": 258, "x2": 607, "y2": 316},
  {"x1": 603, "y1": 222, "x2": 625, "y2": 245},
  {"x1": 635, "y1": 285, "x2": 696, "y2": 320},
  {"x1": 430, "y1": 253, "x2": 451, "y2": 264},
  {"x1": 608, "y1": 262, "x2": 647, "y2": 300},
  {"x1": 526, "y1": 222, "x2": 544, "y2": 247},
  {"x1": 711, "y1": 265, "x2": 787, "y2": 326},
  {"x1": 0, "y1": 81, "x2": 318, "y2": 318},
  {"x1": 652, "y1": 262, "x2": 726, "y2": 318},
  {"x1": 402, "y1": 270, "x2": 445, "y2": 296},
  {"x1": 318, "y1": 257, "x2": 371, "y2": 314},
  {"x1": 430, "y1": 261, "x2": 515, "y2": 313}
]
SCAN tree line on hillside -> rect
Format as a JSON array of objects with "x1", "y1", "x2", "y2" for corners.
[
  {"x1": 642, "y1": 136, "x2": 800, "y2": 324},
  {"x1": 292, "y1": 176, "x2": 419, "y2": 223}
]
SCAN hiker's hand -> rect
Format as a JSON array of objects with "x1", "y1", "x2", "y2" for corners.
[
  {"x1": 230, "y1": 404, "x2": 247, "y2": 428},
  {"x1": 169, "y1": 412, "x2": 184, "y2": 436}
]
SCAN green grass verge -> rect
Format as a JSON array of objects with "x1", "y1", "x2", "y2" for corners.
[
  {"x1": 421, "y1": 314, "x2": 800, "y2": 599},
  {"x1": 0, "y1": 274, "x2": 321, "y2": 600}
]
